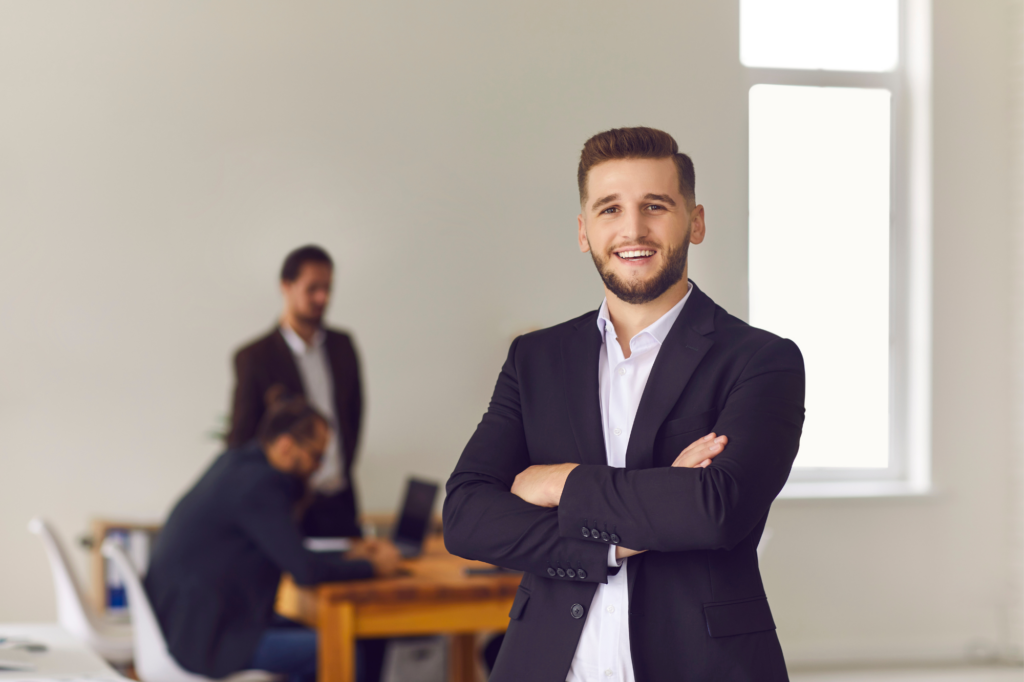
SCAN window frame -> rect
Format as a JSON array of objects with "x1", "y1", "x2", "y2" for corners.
[{"x1": 742, "y1": 0, "x2": 933, "y2": 497}]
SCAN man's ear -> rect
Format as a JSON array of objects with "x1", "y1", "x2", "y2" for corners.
[
  {"x1": 578, "y1": 214, "x2": 591, "y2": 253},
  {"x1": 689, "y1": 204, "x2": 706, "y2": 245}
]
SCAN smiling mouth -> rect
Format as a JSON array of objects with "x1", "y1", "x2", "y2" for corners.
[{"x1": 615, "y1": 249, "x2": 656, "y2": 262}]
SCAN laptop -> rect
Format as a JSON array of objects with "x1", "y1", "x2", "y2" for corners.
[{"x1": 391, "y1": 478, "x2": 440, "y2": 559}]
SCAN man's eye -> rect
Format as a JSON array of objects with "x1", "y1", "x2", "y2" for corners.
[
  {"x1": 601, "y1": 207, "x2": 618, "y2": 214},
  {"x1": 647, "y1": 204, "x2": 665, "y2": 211}
]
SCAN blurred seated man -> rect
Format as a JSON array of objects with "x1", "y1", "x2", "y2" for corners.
[{"x1": 145, "y1": 387, "x2": 400, "y2": 682}]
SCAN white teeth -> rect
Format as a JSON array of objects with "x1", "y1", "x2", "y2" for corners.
[{"x1": 618, "y1": 250, "x2": 655, "y2": 259}]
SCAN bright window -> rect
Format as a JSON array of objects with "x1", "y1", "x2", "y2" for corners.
[
  {"x1": 740, "y1": 0, "x2": 899, "y2": 71},
  {"x1": 749, "y1": 85, "x2": 891, "y2": 468},
  {"x1": 743, "y1": 0, "x2": 932, "y2": 493}
]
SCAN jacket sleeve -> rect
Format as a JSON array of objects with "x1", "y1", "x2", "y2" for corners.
[
  {"x1": 443, "y1": 337, "x2": 611, "y2": 583},
  {"x1": 556, "y1": 337, "x2": 805, "y2": 554},
  {"x1": 235, "y1": 473, "x2": 373, "y2": 586},
  {"x1": 227, "y1": 348, "x2": 262, "y2": 448},
  {"x1": 344, "y1": 334, "x2": 364, "y2": 464}
]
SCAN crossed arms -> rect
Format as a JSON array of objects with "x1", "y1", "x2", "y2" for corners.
[{"x1": 442, "y1": 334, "x2": 805, "y2": 583}]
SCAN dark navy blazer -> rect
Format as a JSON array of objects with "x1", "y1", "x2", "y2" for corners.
[
  {"x1": 145, "y1": 443, "x2": 373, "y2": 678},
  {"x1": 443, "y1": 283, "x2": 805, "y2": 682}
]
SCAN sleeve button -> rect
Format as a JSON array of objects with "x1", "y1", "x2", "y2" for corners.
[
  {"x1": 566, "y1": 568, "x2": 576, "y2": 578},
  {"x1": 600, "y1": 531, "x2": 610, "y2": 542},
  {"x1": 556, "y1": 568, "x2": 566, "y2": 578},
  {"x1": 577, "y1": 568, "x2": 587, "y2": 579},
  {"x1": 590, "y1": 527, "x2": 600, "y2": 538},
  {"x1": 547, "y1": 567, "x2": 556, "y2": 577},
  {"x1": 610, "y1": 534, "x2": 620, "y2": 544},
  {"x1": 581, "y1": 527, "x2": 590, "y2": 538}
]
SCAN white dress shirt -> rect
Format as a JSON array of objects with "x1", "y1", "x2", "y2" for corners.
[
  {"x1": 566, "y1": 282, "x2": 693, "y2": 682},
  {"x1": 279, "y1": 324, "x2": 346, "y2": 495}
]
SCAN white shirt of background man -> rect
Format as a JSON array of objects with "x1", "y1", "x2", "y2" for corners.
[
  {"x1": 280, "y1": 324, "x2": 346, "y2": 495},
  {"x1": 566, "y1": 281, "x2": 693, "y2": 682}
]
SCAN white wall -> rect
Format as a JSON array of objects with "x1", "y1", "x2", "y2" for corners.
[{"x1": 0, "y1": 0, "x2": 1018, "y2": 667}]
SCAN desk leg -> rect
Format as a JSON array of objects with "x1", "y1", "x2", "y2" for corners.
[
  {"x1": 449, "y1": 633, "x2": 477, "y2": 682},
  {"x1": 318, "y1": 600, "x2": 356, "y2": 682}
]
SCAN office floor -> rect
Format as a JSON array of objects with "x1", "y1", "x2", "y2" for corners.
[{"x1": 790, "y1": 667, "x2": 1024, "y2": 682}]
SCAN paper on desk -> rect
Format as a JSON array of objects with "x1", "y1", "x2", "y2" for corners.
[
  {"x1": 0, "y1": 659, "x2": 35, "y2": 671},
  {"x1": 303, "y1": 538, "x2": 352, "y2": 552}
]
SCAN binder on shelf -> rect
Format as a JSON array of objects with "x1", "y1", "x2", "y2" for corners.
[{"x1": 101, "y1": 526, "x2": 157, "y2": 611}]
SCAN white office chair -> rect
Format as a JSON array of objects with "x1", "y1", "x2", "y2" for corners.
[
  {"x1": 101, "y1": 538, "x2": 278, "y2": 682},
  {"x1": 28, "y1": 517, "x2": 134, "y2": 666}
]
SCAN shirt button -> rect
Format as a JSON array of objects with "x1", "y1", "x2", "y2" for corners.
[
  {"x1": 605, "y1": 670, "x2": 614, "y2": 677},
  {"x1": 606, "y1": 605, "x2": 615, "y2": 613},
  {"x1": 613, "y1": 428, "x2": 622, "y2": 436},
  {"x1": 617, "y1": 367, "x2": 626, "y2": 376}
]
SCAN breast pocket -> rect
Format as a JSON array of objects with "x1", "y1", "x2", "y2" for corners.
[{"x1": 656, "y1": 410, "x2": 717, "y2": 442}]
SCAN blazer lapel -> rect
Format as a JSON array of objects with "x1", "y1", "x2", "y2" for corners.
[
  {"x1": 624, "y1": 285, "x2": 717, "y2": 471},
  {"x1": 269, "y1": 327, "x2": 306, "y2": 396},
  {"x1": 561, "y1": 312, "x2": 608, "y2": 466}
]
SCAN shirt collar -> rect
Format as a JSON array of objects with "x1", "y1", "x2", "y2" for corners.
[
  {"x1": 596, "y1": 280, "x2": 694, "y2": 346},
  {"x1": 280, "y1": 323, "x2": 326, "y2": 354}
]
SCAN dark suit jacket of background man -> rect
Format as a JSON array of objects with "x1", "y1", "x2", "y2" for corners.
[
  {"x1": 228, "y1": 326, "x2": 363, "y2": 538},
  {"x1": 145, "y1": 442, "x2": 373, "y2": 678},
  {"x1": 443, "y1": 283, "x2": 805, "y2": 682}
]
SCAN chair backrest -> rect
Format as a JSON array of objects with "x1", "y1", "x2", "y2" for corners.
[
  {"x1": 101, "y1": 539, "x2": 205, "y2": 682},
  {"x1": 28, "y1": 517, "x2": 99, "y2": 638}
]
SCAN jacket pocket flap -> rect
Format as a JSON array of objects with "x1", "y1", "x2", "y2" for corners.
[
  {"x1": 508, "y1": 588, "x2": 530, "y2": 620},
  {"x1": 704, "y1": 596, "x2": 775, "y2": 637},
  {"x1": 658, "y1": 410, "x2": 715, "y2": 440}
]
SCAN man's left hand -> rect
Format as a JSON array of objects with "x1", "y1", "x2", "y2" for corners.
[{"x1": 511, "y1": 463, "x2": 579, "y2": 507}]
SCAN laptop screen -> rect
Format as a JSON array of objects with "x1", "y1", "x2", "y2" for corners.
[{"x1": 392, "y1": 478, "x2": 439, "y2": 548}]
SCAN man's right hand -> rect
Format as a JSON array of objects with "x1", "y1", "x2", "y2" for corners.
[
  {"x1": 672, "y1": 432, "x2": 728, "y2": 469},
  {"x1": 615, "y1": 433, "x2": 729, "y2": 560},
  {"x1": 348, "y1": 538, "x2": 402, "y2": 577}
]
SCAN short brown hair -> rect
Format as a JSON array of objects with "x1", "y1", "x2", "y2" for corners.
[
  {"x1": 577, "y1": 127, "x2": 695, "y2": 207},
  {"x1": 257, "y1": 385, "x2": 328, "y2": 447},
  {"x1": 280, "y1": 245, "x2": 333, "y2": 282}
]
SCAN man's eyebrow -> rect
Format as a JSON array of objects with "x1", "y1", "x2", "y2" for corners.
[
  {"x1": 590, "y1": 194, "x2": 619, "y2": 211},
  {"x1": 644, "y1": 193, "x2": 676, "y2": 206}
]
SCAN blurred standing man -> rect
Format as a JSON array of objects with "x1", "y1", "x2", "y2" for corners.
[
  {"x1": 444, "y1": 128, "x2": 805, "y2": 681},
  {"x1": 228, "y1": 245, "x2": 364, "y2": 538}
]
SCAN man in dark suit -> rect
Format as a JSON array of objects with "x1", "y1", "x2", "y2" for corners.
[
  {"x1": 228, "y1": 245, "x2": 364, "y2": 538},
  {"x1": 444, "y1": 127, "x2": 805, "y2": 682},
  {"x1": 147, "y1": 390, "x2": 399, "y2": 682}
]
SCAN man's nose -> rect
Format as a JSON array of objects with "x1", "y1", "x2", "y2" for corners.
[{"x1": 619, "y1": 208, "x2": 649, "y2": 241}]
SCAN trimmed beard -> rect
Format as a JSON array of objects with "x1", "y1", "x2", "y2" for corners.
[
  {"x1": 590, "y1": 235, "x2": 689, "y2": 306},
  {"x1": 296, "y1": 311, "x2": 324, "y2": 327}
]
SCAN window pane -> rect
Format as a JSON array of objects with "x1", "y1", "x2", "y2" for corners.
[
  {"x1": 740, "y1": 0, "x2": 899, "y2": 71},
  {"x1": 749, "y1": 85, "x2": 890, "y2": 468}
]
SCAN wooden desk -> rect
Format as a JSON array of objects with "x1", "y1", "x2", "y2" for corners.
[{"x1": 276, "y1": 536, "x2": 521, "y2": 682}]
